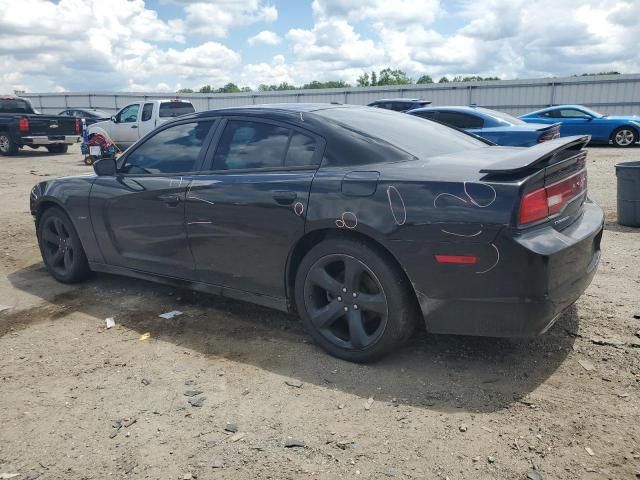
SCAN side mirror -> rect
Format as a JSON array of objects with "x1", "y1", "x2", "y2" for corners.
[
  {"x1": 93, "y1": 158, "x2": 117, "y2": 176},
  {"x1": 110, "y1": 115, "x2": 118, "y2": 123}
]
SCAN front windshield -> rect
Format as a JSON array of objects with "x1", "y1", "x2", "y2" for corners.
[{"x1": 478, "y1": 107, "x2": 527, "y2": 125}]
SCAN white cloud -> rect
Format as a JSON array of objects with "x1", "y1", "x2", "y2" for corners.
[
  {"x1": 312, "y1": 0, "x2": 442, "y2": 26},
  {"x1": 248, "y1": 30, "x2": 282, "y2": 46},
  {"x1": 1, "y1": 0, "x2": 639, "y2": 93},
  {"x1": 172, "y1": 0, "x2": 277, "y2": 38}
]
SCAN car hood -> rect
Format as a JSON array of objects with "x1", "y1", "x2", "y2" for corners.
[
  {"x1": 601, "y1": 115, "x2": 640, "y2": 121},
  {"x1": 87, "y1": 119, "x2": 112, "y2": 131}
]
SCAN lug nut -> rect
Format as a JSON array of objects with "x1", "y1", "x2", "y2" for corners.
[
  {"x1": 344, "y1": 306, "x2": 349, "y2": 311},
  {"x1": 342, "y1": 287, "x2": 347, "y2": 293},
  {"x1": 337, "y1": 296, "x2": 342, "y2": 302},
  {"x1": 353, "y1": 305, "x2": 359, "y2": 310},
  {"x1": 352, "y1": 292, "x2": 357, "y2": 297}
]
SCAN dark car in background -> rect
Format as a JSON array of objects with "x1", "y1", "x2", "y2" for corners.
[
  {"x1": 408, "y1": 106, "x2": 560, "y2": 147},
  {"x1": 368, "y1": 98, "x2": 431, "y2": 112},
  {"x1": 520, "y1": 104, "x2": 640, "y2": 147},
  {"x1": 0, "y1": 96, "x2": 81, "y2": 155},
  {"x1": 58, "y1": 108, "x2": 111, "y2": 126},
  {"x1": 30, "y1": 104, "x2": 603, "y2": 362}
]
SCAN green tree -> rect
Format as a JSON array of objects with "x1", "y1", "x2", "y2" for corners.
[
  {"x1": 216, "y1": 82, "x2": 241, "y2": 93},
  {"x1": 302, "y1": 80, "x2": 350, "y2": 89},
  {"x1": 416, "y1": 74, "x2": 433, "y2": 84},
  {"x1": 176, "y1": 88, "x2": 194, "y2": 93},
  {"x1": 357, "y1": 72, "x2": 370, "y2": 87},
  {"x1": 438, "y1": 76, "x2": 449, "y2": 83},
  {"x1": 375, "y1": 68, "x2": 412, "y2": 86},
  {"x1": 240, "y1": 86, "x2": 252, "y2": 92},
  {"x1": 198, "y1": 85, "x2": 213, "y2": 93},
  {"x1": 370, "y1": 71, "x2": 377, "y2": 86}
]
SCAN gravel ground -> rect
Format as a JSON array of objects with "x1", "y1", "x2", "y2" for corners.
[{"x1": 0, "y1": 144, "x2": 638, "y2": 480}]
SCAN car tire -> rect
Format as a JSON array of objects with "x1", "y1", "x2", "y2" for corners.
[
  {"x1": 294, "y1": 237, "x2": 416, "y2": 362},
  {"x1": 37, "y1": 207, "x2": 91, "y2": 283},
  {"x1": 46, "y1": 144, "x2": 69, "y2": 154},
  {"x1": 0, "y1": 132, "x2": 19, "y2": 156},
  {"x1": 611, "y1": 127, "x2": 638, "y2": 148}
]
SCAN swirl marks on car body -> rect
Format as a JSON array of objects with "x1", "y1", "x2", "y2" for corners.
[
  {"x1": 336, "y1": 212, "x2": 357, "y2": 229},
  {"x1": 386, "y1": 186, "x2": 407, "y2": 226}
]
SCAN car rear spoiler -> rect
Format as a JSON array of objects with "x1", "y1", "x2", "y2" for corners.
[
  {"x1": 479, "y1": 135, "x2": 590, "y2": 174},
  {"x1": 536, "y1": 122, "x2": 562, "y2": 132}
]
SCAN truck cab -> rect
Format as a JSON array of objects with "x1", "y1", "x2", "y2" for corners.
[{"x1": 87, "y1": 99, "x2": 195, "y2": 149}]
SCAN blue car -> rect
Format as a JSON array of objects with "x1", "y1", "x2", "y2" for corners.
[
  {"x1": 407, "y1": 106, "x2": 560, "y2": 147},
  {"x1": 368, "y1": 98, "x2": 431, "y2": 112},
  {"x1": 520, "y1": 105, "x2": 640, "y2": 148}
]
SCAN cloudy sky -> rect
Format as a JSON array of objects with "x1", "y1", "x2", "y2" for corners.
[{"x1": 1, "y1": 0, "x2": 638, "y2": 93}]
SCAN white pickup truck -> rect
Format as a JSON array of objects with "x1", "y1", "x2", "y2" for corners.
[{"x1": 87, "y1": 99, "x2": 195, "y2": 149}]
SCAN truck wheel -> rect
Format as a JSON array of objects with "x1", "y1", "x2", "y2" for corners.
[
  {"x1": 0, "y1": 132, "x2": 19, "y2": 156},
  {"x1": 46, "y1": 145, "x2": 68, "y2": 154}
]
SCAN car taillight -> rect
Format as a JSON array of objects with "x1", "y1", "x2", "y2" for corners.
[
  {"x1": 519, "y1": 169, "x2": 588, "y2": 225},
  {"x1": 18, "y1": 116, "x2": 29, "y2": 133},
  {"x1": 75, "y1": 118, "x2": 81, "y2": 134},
  {"x1": 538, "y1": 130, "x2": 561, "y2": 143}
]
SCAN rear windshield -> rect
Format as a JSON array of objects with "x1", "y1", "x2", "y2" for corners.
[
  {"x1": 0, "y1": 98, "x2": 33, "y2": 113},
  {"x1": 315, "y1": 106, "x2": 485, "y2": 158},
  {"x1": 159, "y1": 102, "x2": 195, "y2": 118},
  {"x1": 477, "y1": 107, "x2": 526, "y2": 125}
]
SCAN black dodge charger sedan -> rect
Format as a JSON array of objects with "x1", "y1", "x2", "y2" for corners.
[{"x1": 30, "y1": 104, "x2": 603, "y2": 362}]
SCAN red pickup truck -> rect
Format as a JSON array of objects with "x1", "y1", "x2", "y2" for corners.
[{"x1": 0, "y1": 96, "x2": 81, "y2": 155}]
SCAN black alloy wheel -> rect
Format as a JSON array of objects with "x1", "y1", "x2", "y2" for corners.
[
  {"x1": 295, "y1": 238, "x2": 416, "y2": 362},
  {"x1": 304, "y1": 254, "x2": 388, "y2": 350},
  {"x1": 38, "y1": 207, "x2": 90, "y2": 283}
]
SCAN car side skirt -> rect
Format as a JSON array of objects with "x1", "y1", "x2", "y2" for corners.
[{"x1": 89, "y1": 263, "x2": 289, "y2": 312}]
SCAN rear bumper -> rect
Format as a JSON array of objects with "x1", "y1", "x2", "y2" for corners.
[
  {"x1": 22, "y1": 135, "x2": 81, "y2": 145},
  {"x1": 419, "y1": 201, "x2": 604, "y2": 337}
]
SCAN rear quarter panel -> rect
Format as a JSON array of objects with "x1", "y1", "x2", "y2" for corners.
[{"x1": 305, "y1": 162, "x2": 520, "y2": 302}]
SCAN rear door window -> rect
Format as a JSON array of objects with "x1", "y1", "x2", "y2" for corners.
[
  {"x1": 285, "y1": 132, "x2": 317, "y2": 167},
  {"x1": 159, "y1": 102, "x2": 195, "y2": 118},
  {"x1": 212, "y1": 120, "x2": 320, "y2": 170},
  {"x1": 213, "y1": 120, "x2": 289, "y2": 170},
  {"x1": 141, "y1": 103, "x2": 153, "y2": 122}
]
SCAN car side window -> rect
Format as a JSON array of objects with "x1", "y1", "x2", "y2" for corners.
[
  {"x1": 285, "y1": 131, "x2": 317, "y2": 167},
  {"x1": 392, "y1": 102, "x2": 408, "y2": 111},
  {"x1": 213, "y1": 120, "x2": 290, "y2": 170},
  {"x1": 141, "y1": 103, "x2": 153, "y2": 122},
  {"x1": 558, "y1": 109, "x2": 589, "y2": 118},
  {"x1": 437, "y1": 112, "x2": 484, "y2": 129},
  {"x1": 121, "y1": 121, "x2": 212, "y2": 174},
  {"x1": 117, "y1": 104, "x2": 140, "y2": 123}
]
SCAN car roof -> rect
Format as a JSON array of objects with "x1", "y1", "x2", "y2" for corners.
[
  {"x1": 370, "y1": 98, "x2": 429, "y2": 103},
  {"x1": 409, "y1": 106, "x2": 480, "y2": 114},
  {"x1": 525, "y1": 104, "x2": 588, "y2": 115},
  {"x1": 188, "y1": 103, "x2": 351, "y2": 119}
]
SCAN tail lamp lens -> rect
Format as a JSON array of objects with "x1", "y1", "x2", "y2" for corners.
[
  {"x1": 18, "y1": 116, "x2": 29, "y2": 133},
  {"x1": 519, "y1": 169, "x2": 587, "y2": 225}
]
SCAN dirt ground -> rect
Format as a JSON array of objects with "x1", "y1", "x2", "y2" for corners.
[{"x1": 0, "y1": 144, "x2": 638, "y2": 480}]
